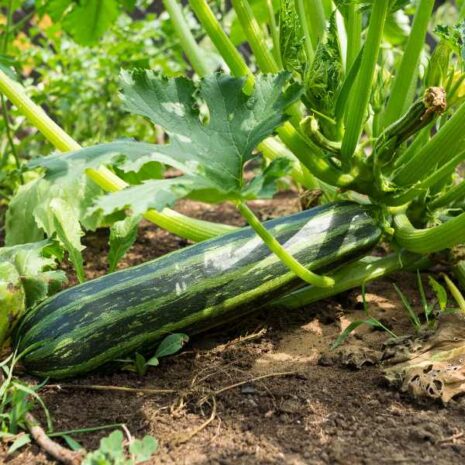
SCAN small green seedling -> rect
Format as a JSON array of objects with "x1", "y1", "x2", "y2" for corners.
[
  {"x1": 0, "y1": 351, "x2": 51, "y2": 455},
  {"x1": 332, "y1": 284, "x2": 397, "y2": 349},
  {"x1": 394, "y1": 272, "x2": 458, "y2": 333},
  {"x1": 118, "y1": 333, "x2": 189, "y2": 376},
  {"x1": 82, "y1": 430, "x2": 158, "y2": 465}
]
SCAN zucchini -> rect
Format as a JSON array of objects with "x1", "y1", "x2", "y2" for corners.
[{"x1": 15, "y1": 202, "x2": 382, "y2": 378}]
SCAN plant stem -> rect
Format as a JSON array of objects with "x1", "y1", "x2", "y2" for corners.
[
  {"x1": 394, "y1": 99, "x2": 465, "y2": 186},
  {"x1": 231, "y1": 0, "x2": 280, "y2": 73},
  {"x1": 304, "y1": 0, "x2": 327, "y2": 50},
  {"x1": 381, "y1": 0, "x2": 435, "y2": 127},
  {"x1": 385, "y1": 149, "x2": 465, "y2": 206},
  {"x1": 237, "y1": 202, "x2": 335, "y2": 287},
  {"x1": 394, "y1": 211, "x2": 465, "y2": 254},
  {"x1": 430, "y1": 180, "x2": 465, "y2": 209},
  {"x1": 341, "y1": 1, "x2": 389, "y2": 162},
  {"x1": 1, "y1": 0, "x2": 24, "y2": 183},
  {"x1": 0, "y1": 69, "x2": 234, "y2": 242},
  {"x1": 188, "y1": 0, "x2": 252, "y2": 81},
  {"x1": 345, "y1": 4, "x2": 362, "y2": 70},
  {"x1": 162, "y1": 0, "x2": 210, "y2": 76},
  {"x1": 0, "y1": 94, "x2": 23, "y2": 181},
  {"x1": 277, "y1": 123, "x2": 354, "y2": 187},
  {"x1": 295, "y1": 0, "x2": 315, "y2": 64},
  {"x1": 269, "y1": 252, "x2": 426, "y2": 310},
  {"x1": 265, "y1": 0, "x2": 282, "y2": 67}
]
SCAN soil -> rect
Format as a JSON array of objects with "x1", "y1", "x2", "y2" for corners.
[{"x1": 3, "y1": 192, "x2": 465, "y2": 465}]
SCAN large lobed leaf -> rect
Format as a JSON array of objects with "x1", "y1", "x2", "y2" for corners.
[{"x1": 31, "y1": 72, "x2": 301, "y2": 217}]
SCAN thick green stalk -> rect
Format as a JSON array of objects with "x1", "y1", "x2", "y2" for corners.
[
  {"x1": 430, "y1": 181, "x2": 465, "y2": 210},
  {"x1": 345, "y1": 4, "x2": 362, "y2": 70},
  {"x1": 295, "y1": 0, "x2": 315, "y2": 64},
  {"x1": 0, "y1": 69, "x2": 234, "y2": 242},
  {"x1": 231, "y1": 0, "x2": 280, "y2": 73},
  {"x1": 391, "y1": 124, "x2": 431, "y2": 170},
  {"x1": 265, "y1": 0, "x2": 282, "y2": 67},
  {"x1": 394, "y1": 100, "x2": 465, "y2": 186},
  {"x1": 237, "y1": 202, "x2": 335, "y2": 287},
  {"x1": 304, "y1": 0, "x2": 327, "y2": 50},
  {"x1": 386, "y1": 149, "x2": 465, "y2": 206},
  {"x1": 188, "y1": 0, "x2": 252, "y2": 80},
  {"x1": 375, "y1": 87, "x2": 446, "y2": 166},
  {"x1": 394, "y1": 212, "x2": 465, "y2": 254},
  {"x1": 382, "y1": 0, "x2": 435, "y2": 127},
  {"x1": 269, "y1": 252, "x2": 426, "y2": 310},
  {"x1": 341, "y1": 1, "x2": 389, "y2": 161},
  {"x1": 277, "y1": 124, "x2": 354, "y2": 187},
  {"x1": 162, "y1": 0, "x2": 210, "y2": 76}
]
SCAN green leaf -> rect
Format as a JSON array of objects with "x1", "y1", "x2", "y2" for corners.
[
  {"x1": 304, "y1": 15, "x2": 343, "y2": 136},
  {"x1": 108, "y1": 215, "x2": 141, "y2": 273},
  {"x1": 62, "y1": 434, "x2": 84, "y2": 451},
  {"x1": 332, "y1": 317, "x2": 391, "y2": 349},
  {"x1": 0, "y1": 262, "x2": 25, "y2": 346},
  {"x1": 434, "y1": 21, "x2": 465, "y2": 63},
  {"x1": 6, "y1": 175, "x2": 102, "y2": 246},
  {"x1": 33, "y1": 72, "x2": 301, "y2": 217},
  {"x1": 429, "y1": 276, "x2": 448, "y2": 311},
  {"x1": 155, "y1": 333, "x2": 189, "y2": 359},
  {"x1": 0, "y1": 55, "x2": 18, "y2": 81},
  {"x1": 29, "y1": 141, "x2": 193, "y2": 182},
  {"x1": 28, "y1": 72, "x2": 301, "y2": 231},
  {"x1": 393, "y1": 284, "x2": 421, "y2": 329},
  {"x1": 145, "y1": 356, "x2": 159, "y2": 367},
  {"x1": 62, "y1": 0, "x2": 121, "y2": 46},
  {"x1": 129, "y1": 435, "x2": 158, "y2": 462},
  {"x1": 279, "y1": 0, "x2": 306, "y2": 74},
  {"x1": 134, "y1": 353, "x2": 147, "y2": 376},
  {"x1": 50, "y1": 198, "x2": 85, "y2": 282},
  {"x1": 0, "y1": 240, "x2": 66, "y2": 310},
  {"x1": 242, "y1": 158, "x2": 292, "y2": 199},
  {"x1": 100, "y1": 430, "x2": 125, "y2": 458},
  {"x1": 41, "y1": 0, "x2": 73, "y2": 21},
  {"x1": 7, "y1": 433, "x2": 31, "y2": 454},
  {"x1": 91, "y1": 176, "x2": 210, "y2": 218},
  {"x1": 120, "y1": 71, "x2": 301, "y2": 198}
]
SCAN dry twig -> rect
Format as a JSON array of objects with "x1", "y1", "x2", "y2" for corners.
[{"x1": 24, "y1": 413, "x2": 84, "y2": 465}]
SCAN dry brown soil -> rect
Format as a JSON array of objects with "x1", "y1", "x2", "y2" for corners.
[{"x1": 2, "y1": 192, "x2": 465, "y2": 465}]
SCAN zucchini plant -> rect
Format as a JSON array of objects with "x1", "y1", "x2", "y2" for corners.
[{"x1": 2, "y1": 1, "x2": 465, "y2": 377}]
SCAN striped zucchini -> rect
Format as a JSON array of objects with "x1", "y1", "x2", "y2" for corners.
[{"x1": 15, "y1": 202, "x2": 382, "y2": 378}]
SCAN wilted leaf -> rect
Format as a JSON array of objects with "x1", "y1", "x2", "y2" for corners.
[{"x1": 384, "y1": 313, "x2": 465, "y2": 403}]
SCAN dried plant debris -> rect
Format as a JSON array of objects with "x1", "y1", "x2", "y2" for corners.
[
  {"x1": 319, "y1": 345, "x2": 382, "y2": 370},
  {"x1": 383, "y1": 313, "x2": 465, "y2": 403}
]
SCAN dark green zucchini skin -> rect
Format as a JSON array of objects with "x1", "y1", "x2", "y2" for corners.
[{"x1": 15, "y1": 202, "x2": 382, "y2": 378}]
